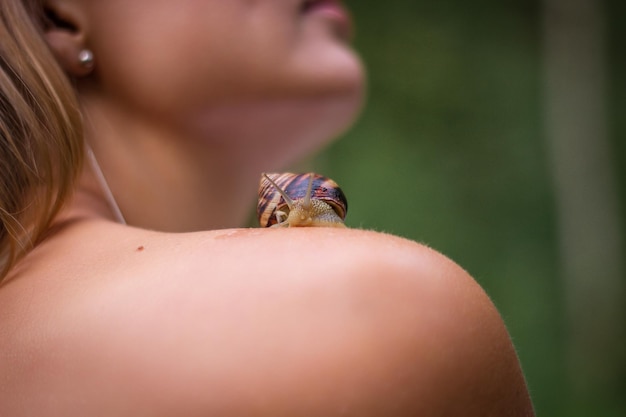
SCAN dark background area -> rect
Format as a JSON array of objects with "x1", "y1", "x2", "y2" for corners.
[{"x1": 314, "y1": 0, "x2": 626, "y2": 415}]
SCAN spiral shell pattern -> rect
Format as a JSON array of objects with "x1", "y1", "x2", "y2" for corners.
[{"x1": 257, "y1": 172, "x2": 348, "y2": 227}]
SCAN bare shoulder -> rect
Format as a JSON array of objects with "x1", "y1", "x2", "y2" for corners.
[{"x1": 0, "y1": 222, "x2": 534, "y2": 416}]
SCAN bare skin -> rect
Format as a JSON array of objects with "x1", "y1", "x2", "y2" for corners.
[
  {"x1": 0, "y1": 170, "x2": 534, "y2": 416},
  {"x1": 0, "y1": 0, "x2": 534, "y2": 415}
]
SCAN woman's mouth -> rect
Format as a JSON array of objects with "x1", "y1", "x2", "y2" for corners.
[{"x1": 301, "y1": 0, "x2": 353, "y2": 41}]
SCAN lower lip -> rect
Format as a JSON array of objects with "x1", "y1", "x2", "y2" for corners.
[{"x1": 304, "y1": 2, "x2": 353, "y2": 40}]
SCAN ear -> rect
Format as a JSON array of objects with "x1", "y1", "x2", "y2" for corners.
[{"x1": 42, "y1": 1, "x2": 93, "y2": 77}]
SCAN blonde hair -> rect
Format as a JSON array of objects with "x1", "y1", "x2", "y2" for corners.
[{"x1": 0, "y1": 0, "x2": 83, "y2": 282}]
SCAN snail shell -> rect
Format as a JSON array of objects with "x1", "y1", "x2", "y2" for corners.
[{"x1": 257, "y1": 172, "x2": 348, "y2": 228}]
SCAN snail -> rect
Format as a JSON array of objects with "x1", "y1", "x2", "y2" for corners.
[{"x1": 257, "y1": 172, "x2": 348, "y2": 228}]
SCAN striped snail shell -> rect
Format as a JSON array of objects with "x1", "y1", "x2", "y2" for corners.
[{"x1": 257, "y1": 172, "x2": 348, "y2": 228}]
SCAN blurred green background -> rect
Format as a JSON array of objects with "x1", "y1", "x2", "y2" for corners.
[{"x1": 315, "y1": 0, "x2": 626, "y2": 415}]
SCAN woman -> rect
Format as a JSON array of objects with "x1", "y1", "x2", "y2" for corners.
[{"x1": 0, "y1": 0, "x2": 534, "y2": 415}]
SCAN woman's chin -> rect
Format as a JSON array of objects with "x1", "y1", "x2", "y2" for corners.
[{"x1": 289, "y1": 40, "x2": 365, "y2": 96}]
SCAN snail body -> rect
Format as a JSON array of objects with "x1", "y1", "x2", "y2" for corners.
[{"x1": 257, "y1": 173, "x2": 348, "y2": 228}]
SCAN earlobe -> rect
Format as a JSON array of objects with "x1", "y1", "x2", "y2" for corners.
[
  {"x1": 42, "y1": 2, "x2": 94, "y2": 77},
  {"x1": 44, "y1": 30, "x2": 94, "y2": 77}
]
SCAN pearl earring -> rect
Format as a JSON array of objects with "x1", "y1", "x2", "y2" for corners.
[{"x1": 78, "y1": 49, "x2": 94, "y2": 70}]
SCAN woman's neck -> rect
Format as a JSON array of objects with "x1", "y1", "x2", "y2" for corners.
[
  {"x1": 73, "y1": 102, "x2": 263, "y2": 232},
  {"x1": 73, "y1": 90, "x2": 361, "y2": 231}
]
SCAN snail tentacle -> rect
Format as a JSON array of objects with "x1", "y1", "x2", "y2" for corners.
[{"x1": 302, "y1": 173, "x2": 314, "y2": 209}]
